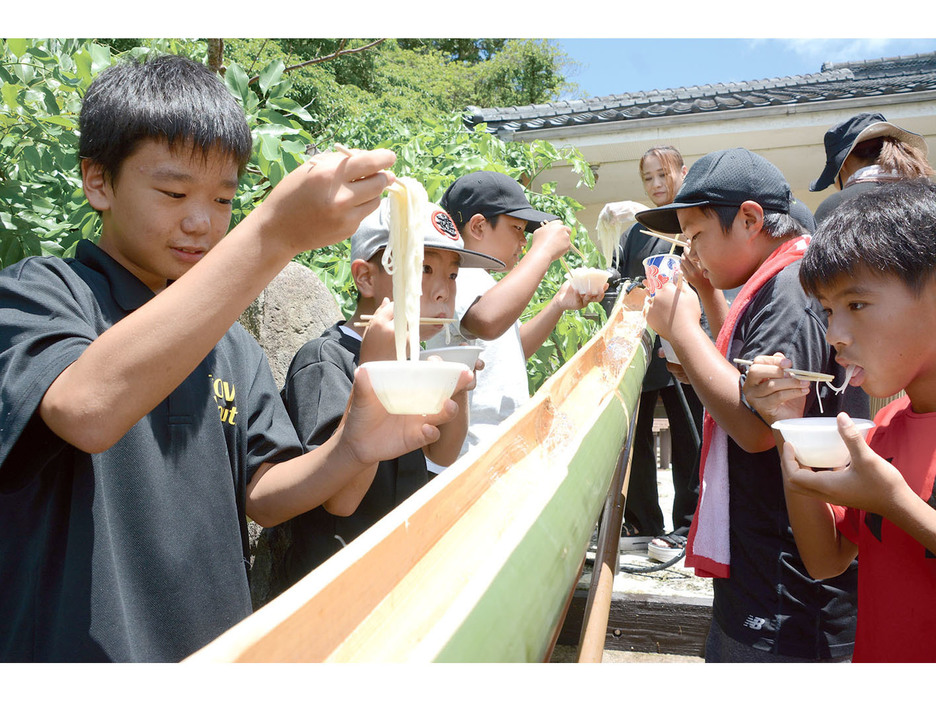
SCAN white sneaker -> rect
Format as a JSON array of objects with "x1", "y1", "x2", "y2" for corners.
[{"x1": 647, "y1": 533, "x2": 687, "y2": 562}]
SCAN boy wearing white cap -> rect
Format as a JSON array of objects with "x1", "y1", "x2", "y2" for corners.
[{"x1": 266, "y1": 198, "x2": 503, "y2": 596}]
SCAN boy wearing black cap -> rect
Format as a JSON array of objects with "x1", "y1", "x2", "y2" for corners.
[
  {"x1": 268, "y1": 198, "x2": 500, "y2": 595},
  {"x1": 636, "y1": 148, "x2": 867, "y2": 662},
  {"x1": 0, "y1": 55, "x2": 461, "y2": 662},
  {"x1": 810, "y1": 111, "x2": 932, "y2": 224},
  {"x1": 425, "y1": 171, "x2": 606, "y2": 470}
]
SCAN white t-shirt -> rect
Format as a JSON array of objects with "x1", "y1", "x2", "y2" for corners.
[{"x1": 425, "y1": 267, "x2": 529, "y2": 473}]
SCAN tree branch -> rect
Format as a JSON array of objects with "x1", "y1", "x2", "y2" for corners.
[{"x1": 246, "y1": 39, "x2": 387, "y2": 84}]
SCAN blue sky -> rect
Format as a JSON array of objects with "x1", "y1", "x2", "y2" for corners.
[{"x1": 556, "y1": 38, "x2": 936, "y2": 99}]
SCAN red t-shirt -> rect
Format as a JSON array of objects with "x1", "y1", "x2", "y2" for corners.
[{"x1": 836, "y1": 396, "x2": 936, "y2": 662}]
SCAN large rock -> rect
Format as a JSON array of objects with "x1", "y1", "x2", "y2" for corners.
[
  {"x1": 239, "y1": 261, "x2": 344, "y2": 609},
  {"x1": 238, "y1": 261, "x2": 344, "y2": 388}
]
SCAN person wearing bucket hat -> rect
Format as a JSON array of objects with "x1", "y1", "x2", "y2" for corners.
[
  {"x1": 424, "y1": 171, "x2": 607, "y2": 474},
  {"x1": 636, "y1": 147, "x2": 866, "y2": 662},
  {"x1": 269, "y1": 197, "x2": 498, "y2": 595},
  {"x1": 811, "y1": 112, "x2": 933, "y2": 224}
]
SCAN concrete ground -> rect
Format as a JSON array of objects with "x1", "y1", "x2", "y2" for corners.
[{"x1": 550, "y1": 464, "x2": 711, "y2": 663}]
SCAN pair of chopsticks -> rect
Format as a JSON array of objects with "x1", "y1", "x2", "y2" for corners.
[
  {"x1": 733, "y1": 358, "x2": 834, "y2": 382},
  {"x1": 540, "y1": 220, "x2": 586, "y2": 274},
  {"x1": 354, "y1": 316, "x2": 456, "y2": 329},
  {"x1": 643, "y1": 228, "x2": 687, "y2": 250}
]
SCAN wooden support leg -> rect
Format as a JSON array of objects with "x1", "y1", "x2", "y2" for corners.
[{"x1": 574, "y1": 398, "x2": 640, "y2": 663}]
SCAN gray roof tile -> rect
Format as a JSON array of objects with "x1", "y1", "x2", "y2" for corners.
[{"x1": 466, "y1": 52, "x2": 936, "y2": 134}]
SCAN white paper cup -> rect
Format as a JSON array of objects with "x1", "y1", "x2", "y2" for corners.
[
  {"x1": 642, "y1": 254, "x2": 681, "y2": 297},
  {"x1": 771, "y1": 417, "x2": 875, "y2": 468}
]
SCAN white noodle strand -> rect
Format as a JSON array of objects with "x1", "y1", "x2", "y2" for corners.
[{"x1": 384, "y1": 178, "x2": 428, "y2": 362}]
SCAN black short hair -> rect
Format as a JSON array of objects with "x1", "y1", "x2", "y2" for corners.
[
  {"x1": 699, "y1": 204, "x2": 806, "y2": 239},
  {"x1": 800, "y1": 179, "x2": 936, "y2": 297},
  {"x1": 452, "y1": 213, "x2": 501, "y2": 236},
  {"x1": 78, "y1": 53, "x2": 253, "y2": 183}
]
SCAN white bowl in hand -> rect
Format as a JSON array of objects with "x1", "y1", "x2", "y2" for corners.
[
  {"x1": 771, "y1": 417, "x2": 875, "y2": 468},
  {"x1": 567, "y1": 267, "x2": 610, "y2": 296},
  {"x1": 419, "y1": 345, "x2": 483, "y2": 368},
  {"x1": 361, "y1": 360, "x2": 465, "y2": 415}
]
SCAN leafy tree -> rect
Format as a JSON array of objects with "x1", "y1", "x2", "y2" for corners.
[{"x1": 397, "y1": 39, "x2": 508, "y2": 63}]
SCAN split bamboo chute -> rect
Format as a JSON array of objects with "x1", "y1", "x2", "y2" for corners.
[{"x1": 185, "y1": 287, "x2": 652, "y2": 663}]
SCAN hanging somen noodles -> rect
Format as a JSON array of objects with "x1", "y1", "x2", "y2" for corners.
[
  {"x1": 383, "y1": 177, "x2": 429, "y2": 362},
  {"x1": 593, "y1": 200, "x2": 649, "y2": 268}
]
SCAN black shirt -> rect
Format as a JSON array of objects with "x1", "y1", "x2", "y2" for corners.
[
  {"x1": 813, "y1": 181, "x2": 881, "y2": 225},
  {"x1": 0, "y1": 241, "x2": 302, "y2": 662},
  {"x1": 270, "y1": 322, "x2": 428, "y2": 595}
]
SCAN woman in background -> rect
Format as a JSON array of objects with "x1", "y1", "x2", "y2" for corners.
[
  {"x1": 810, "y1": 111, "x2": 933, "y2": 224},
  {"x1": 612, "y1": 146, "x2": 723, "y2": 562}
]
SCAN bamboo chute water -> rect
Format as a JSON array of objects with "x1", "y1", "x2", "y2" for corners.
[{"x1": 186, "y1": 287, "x2": 652, "y2": 663}]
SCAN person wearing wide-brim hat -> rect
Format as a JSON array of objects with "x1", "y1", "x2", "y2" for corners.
[{"x1": 811, "y1": 112, "x2": 933, "y2": 224}]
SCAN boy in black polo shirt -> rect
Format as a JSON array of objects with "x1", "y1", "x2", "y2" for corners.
[
  {"x1": 636, "y1": 148, "x2": 867, "y2": 662},
  {"x1": 0, "y1": 54, "x2": 464, "y2": 662},
  {"x1": 268, "y1": 198, "x2": 503, "y2": 597}
]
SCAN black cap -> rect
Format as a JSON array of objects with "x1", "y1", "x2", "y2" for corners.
[
  {"x1": 441, "y1": 171, "x2": 559, "y2": 234},
  {"x1": 635, "y1": 148, "x2": 792, "y2": 234},
  {"x1": 789, "y1": 198, "x2": 816, "y2": 234},
  {"x1": 809, "y1": 112, "x2": 928, "y2": 192}
]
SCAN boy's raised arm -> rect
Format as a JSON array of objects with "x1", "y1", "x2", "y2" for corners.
[
  {"x1": 461, "y1": 221, "x2": 570, "y2": 340},
  {"x1": 40, "y1": 149, "x2": 395, "y2": 454},
  {"x1": 645, "y1": 277, "x2": 777, "y2": 452},
  {"x1": 519, "y1": 281, "x2": 605, "y2": 359}
]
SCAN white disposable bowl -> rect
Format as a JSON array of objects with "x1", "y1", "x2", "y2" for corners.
[
  {"x1": 568, "y1": 267, "x2": 610, "y2": 296},
  {"x1": 771, "y1": 417, "x2": 875, "y2": 468},
  {"x1": 361, "y1": 360, "x2": 465, "y2": 415},
  {"x1": 418, "y1": 345, "x2": 483, "y2": 368}
]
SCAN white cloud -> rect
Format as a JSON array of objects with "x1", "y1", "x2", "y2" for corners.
[{"x1": 771, "y1": 38, "x2": 934, "y2": 63}]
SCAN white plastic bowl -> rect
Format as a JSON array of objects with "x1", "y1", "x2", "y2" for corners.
[
  {"x1": 771, "y1": 417, "x2": 875, "y2": 468},
  {"x1": 361, "y1": 360, "x2": 465, "y2": 415},
  {"x1": 418, "y1": 345, "x2": 483, "y2": 368},
  {"x1": 568, "y1": 267, "x2": 610, "y2": 296}
]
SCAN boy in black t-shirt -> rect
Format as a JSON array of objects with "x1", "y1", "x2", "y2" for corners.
[
  {"x1": 0, "y1": 54, "x2": 466, "y2": 662},
  {"x1": 636, "y1": 148, "x2": 867, "y2": 662},
  {"x1": 268, "y1": 198, "x2": 503, "y2": 597}
]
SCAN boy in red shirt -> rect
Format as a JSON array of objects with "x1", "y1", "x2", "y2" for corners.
[{"x1": 741, "y1": 178, "x2": 936, "y2": 662}]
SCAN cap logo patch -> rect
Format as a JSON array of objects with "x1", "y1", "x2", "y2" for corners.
[{"x1": 432, "y1": 210, "x2": 460, "y2": 242}]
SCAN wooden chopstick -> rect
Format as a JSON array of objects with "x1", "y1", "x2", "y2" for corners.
[
  {"x1": 733, "y1": 358, "x2": 834, "y2": 382},
  {"x1": 643, "y1": 229, "x2": 687, "y2": 248},
  {"x1": 568, "y1": 240, "x2": 587, "y2": 259},
  {"x1": 355, "y1": 316, "x2": 456, "y2": 328}
]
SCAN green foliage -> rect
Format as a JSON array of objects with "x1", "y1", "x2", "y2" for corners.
[
  {"x1": 1, "y1": 39, "x2": 103, "y2": 267},
  {"x1": 397, "y1": 39, "x2": 508, "y2": 64},
  {"x1": 0, "y1": 38, "x2": 209, "y2": 267}
]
